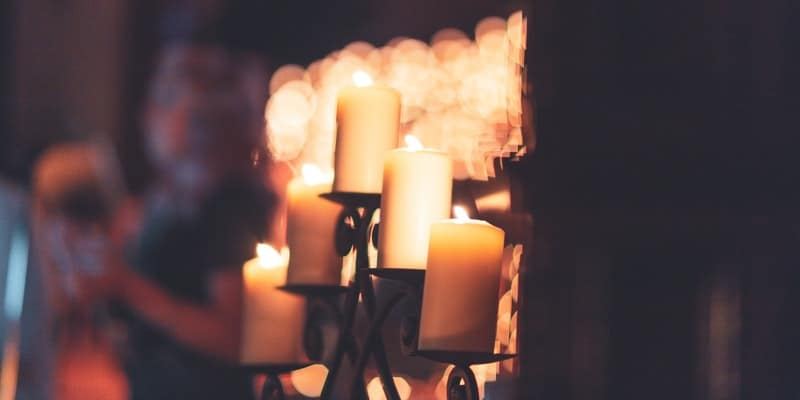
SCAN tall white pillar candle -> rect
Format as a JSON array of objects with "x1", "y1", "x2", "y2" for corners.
[
  {"x1": 377, "y1": 135, "x2": 452, "y2": 269},
  {"x1": 286, "y1": 165, "x2": 343, "y2": 285},
  {"x1": 333, "y1": 71, "x2": 401, "y2": 193},
  {"x1": 241, "y1": 244, "x2": 306, "y2": 365},
  {"x1": 418, "y1": 207, "x2": 505, "y2": 352}
]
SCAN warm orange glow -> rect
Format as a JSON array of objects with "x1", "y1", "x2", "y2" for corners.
[
  {"x1": 269, "y1": 64, "x2": 306, "y2": 95},
  {"x1": 301, "y1": 163, "x2": 329, "y2": 185},
  {"x1": 255, "y1": 244, "x2": 288, "y2": 269},
  {"x1": 290, "y1": 364, "x2": 328, "y2": 398},
  {"x1": 403, "y1": 135, "x2": 423, "y2": 151},
  {"x1": 366, "y1": 376, "x2": 411, "y2": 400},
  {"x1": 453, "y1": 205, "x2": 470, "y2": 221},
  {"x1": 263, "y1": 10, "x2": 527, "y2": 179},
  {"x1": 352, "y1": 70, "x2": 373, "y2": 87}
]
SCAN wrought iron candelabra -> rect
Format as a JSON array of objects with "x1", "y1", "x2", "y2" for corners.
[{"x1": 248, "y1": 192, "x2": 515, "y2": 400}]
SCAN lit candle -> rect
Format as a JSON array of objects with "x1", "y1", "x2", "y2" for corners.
[
  {"x1": 286, "y1": 164, "x2": 344, "y2": 285},
  {"x1": 333, "y1": 71, "x2": 401, "y2": 193},
  {"x1": 418, "y1": 206, "x2": 505, "y2": 352},
  {"x1": 241, "y1": 244, "x2": 306, "y2": 364},
  {"x1": 377, "y1": 135, "x2": 452, "y2": 269}
]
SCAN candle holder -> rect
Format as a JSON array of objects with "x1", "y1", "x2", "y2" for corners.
[
  {"x1": 240, "y1": 363, "x2": 312, "y2": 400},
  {"x1": 279, "y1": 191, "x2": 518, "y2": 399},
  {"x1": 315, "y1": 192, "x2": 404, "y2": 399},
  {"x1": 414, "y1": 352, "x2": 516, "y2": 400},
  {"x1": 345, "y1": 268, "x2": 425, "y2": 395}
]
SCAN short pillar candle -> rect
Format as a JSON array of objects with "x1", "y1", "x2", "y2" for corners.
[
  {"x1": 377, "y1": 135, "x2": 452, "y2": 269},
  {"x1": 286, "y1": 165, "x2": 343, "y2": 285},
  {"x1": 332, "y1": 71, "x2": 401, "y2": 193},
  {"x1": 241, "y1": 244, "x2": 306, "y2": 364},
  {"x1": 418, "y1": 207, "x2": 505, "y2": 352}
]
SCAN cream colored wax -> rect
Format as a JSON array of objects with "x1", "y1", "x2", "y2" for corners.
[
  {"x1": 241, "y1": 244, "x2": 306, "y2": 365},
  {"x1": 286, "y1": 166, "x2": 343, "y2": 285},
  {"x1": 418, "y1": 208, "x2": 505, "y2": 352},
  {"x1": 377, "y1": 136, "x2": 452, "y2": 269},
  {"x1": 333, "y1": 72, "x2": 401, "y2": 193}
]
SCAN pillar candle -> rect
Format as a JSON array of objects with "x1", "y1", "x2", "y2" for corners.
[
  {"x1": 418, "y1": 207, "x2": 505, "y2": 352},
  {"x1": 241, "y1": 244, "x2": 306, "y2": 365},
  {"x1": 377, "y1": 135, "x2": 452, "y2": 269},
  {"x1": 333, "y1": 71, "x2": 401, "y2": 193},
  {"x1": 286, "y1": 165, "x2": 343, "y2": 285}
]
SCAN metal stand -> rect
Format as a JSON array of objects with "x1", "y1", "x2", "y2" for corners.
[
  {"x1": 348, "y1": 269, "x2": 425, "y2": 395},
  {"x1": 279, "y1": 191, "x2": 518, "y2": 400},
  {"x1": 414, "y1": 352, "x2": 517, "y2": 400},
  {"x1": 315, "y1": 192, "x2": 401, "y2": 400}
]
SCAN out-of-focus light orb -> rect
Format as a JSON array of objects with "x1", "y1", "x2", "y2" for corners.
[
  {"x1": 407, "y1": 113, "x2": 445, "y2": 150},
  {"x1": 511, "y1": 273, "x2": 519, "y2": 303},
  {"x1": 317, "y1": 56, "x2": 337, "y2": 84},
  {"x1": 290, "y1": 364, "x2": 328, "y2": 398},
  {"x1": 431, "y1": 27, "x2": 469, "y2": 45},
  {"x1": 392, "y1": 38, "x2": 431, "y2": 65},
  {"x1": 385, "y1": 36, "x2": 410, "y2": 48},
  {"x1": 366, "y1": 376, "x2": 412, "y2": 400},
  {"x1": 478, "y1": 30, "x2": 507, "y2": 60},
  {"x1": 279, "y1": 80, "x2": 316, "y2": 102},
  {"x1": 264, "y1": 9, "x2": 527, "y2": 181},
  {"x1": 458, "y1": 63, "x2": 507, "y2": 119},
  {"x1": 475, "y1": 16, "x2": 507, "y2": 41},
  {"x1": 265, "y1": 83, "x2": 315, "y2": 161},
  {"x1": 497, "y1": 311, "x2": 511, "y2": 345},
  {"x1": 498, "y1": 290, "x2": 513, "y2": 319},
  {"x1": 322, "y1": 57, "x2": 374, "y2": 90},
  {"x1": 512, "y1": 245, "x2": 523, "y2": 273},
  {"x1": 269, "y1": 64, "x2": 306, "y2": 95},
  {"x1": 503, "y1": 330, "x2": 517, "y2": 372},
  {"x1": 510, "y1": 311, "x2": 518, "y2": 333},
  {"x1": 507, "y1": 11, "x2": 525, "y2": 48},
  {"x1": 305, "y1": 60, "x2": 323, "y2": 87},
  {"x1": 343, "y1": 41, "x2": 376, "y2": 59}
]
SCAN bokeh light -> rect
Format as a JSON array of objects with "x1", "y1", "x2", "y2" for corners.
[
  {"x1": 264, "y1": 12, "x2": 527, "y2": 180},
  {"x1": 290, "y1": 364, "x2": 328, "y2": 398},
  {"x1": 366, "y1": 376, "x2": 412, "y2": 400}
]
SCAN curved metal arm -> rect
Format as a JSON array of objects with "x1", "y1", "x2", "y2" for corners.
[
  {"x1": 446, "y1": 365, "x2": 479, "y2": 400},
  {"x1": 349, "y1": 276, "x2": 423, "y2": 398},
  {"x1": 321, "y1": 204, "x2": 400, "y2": 400},
  {"x1": 261, "y1": 374, "x2": 285, "y2": 400}
]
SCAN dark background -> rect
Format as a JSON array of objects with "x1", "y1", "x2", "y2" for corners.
[{"x1": 3, "y1": 0, "x2": 799, "y2": 398}]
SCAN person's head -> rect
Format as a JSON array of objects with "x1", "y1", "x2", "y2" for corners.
[
  {"x1": 32, "y1": 143, "x2": 117, "y2": 294},
  {"x1": 144, "y1": 45, "x2": 266, "y2": 192},
  {"x1": 33, "y1": 143, "x2": 115, "y2": 224}
]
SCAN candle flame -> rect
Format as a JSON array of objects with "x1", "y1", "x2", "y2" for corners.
[
  {"x1": 301, "y1": 163, "x2": 329, "y2": 185},
  {"x1": 453, "y1": 205, "x2": 470, "y2": 221},
  {"x1": 352, "y1": 70, "x2": 373, "y2": 87},
  {"x1": 256, "y1": 243, "x2": 289, "y2": 269},
  {"x1": 404, "y1": 135, "x2": 423, "y2": 151}
]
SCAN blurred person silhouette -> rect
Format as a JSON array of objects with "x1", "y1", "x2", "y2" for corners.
[
  {"x1": 101, "y1": 45, "x2": 274, "y2": 400},
  {"x1": 31, "y1": 142, "x2": 128, "y2": 400}
]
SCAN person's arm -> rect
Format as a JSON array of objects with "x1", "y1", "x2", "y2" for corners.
[{"x1": 115, "y1": 265, "x2": 243, "y2": 362}]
